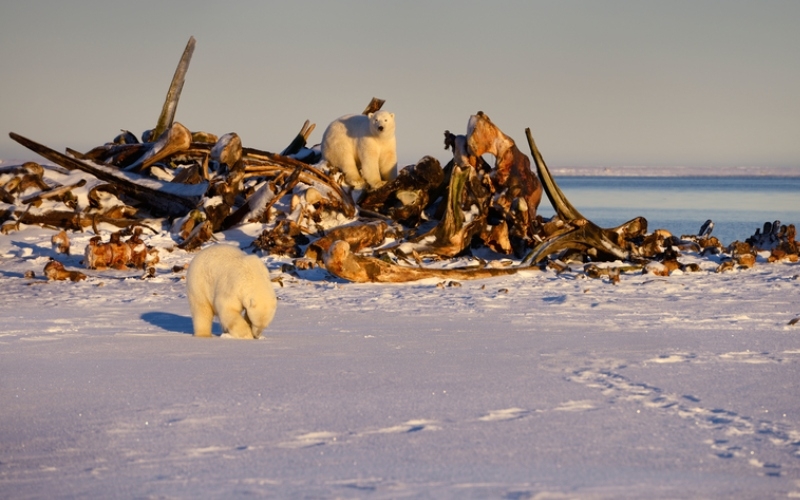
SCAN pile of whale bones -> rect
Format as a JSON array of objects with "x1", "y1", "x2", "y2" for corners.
[{"x1": 2, "y1": 37, "x2": 797, "y2": 284}]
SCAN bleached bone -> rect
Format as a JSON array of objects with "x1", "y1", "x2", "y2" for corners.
[
  {"x1": 467, "y1": 112, "x2": 542, "y2": 220},
  {"x1": 322, "y1": 240, "x2": 526, "y2": 283},
  {"x1": 21, "y1": 179, "x2": 87, "y2": 205},
  {"x1": 151, "y1": 36, "x2": 196, "y2": 141},
  {"x1": 522, "y1": 128, "x2": 641, "y2": 265},
  {"x1": 358, "y1": 156, "x2": 445, "y2": 226},
  {"x1": 280, "y1": 120, "x2": 316, "y2": 157},
  {"x1": 125, "y1": 122, "x2": 192, "y2": 173},
  {"x1": 210, "y1": 132, "x2": 242, "y2": 172},
  {"x1": 305, "y1": 221, "x2": 388, "y2": 263},
  {"x1": 243, "y1": 150, "x2": 355, "y2": 218},
  {"x1": 44, "y1": 259, "x2": 86, "y2": 282},
  {"x1": 51, "y1": 230, "x2": 70, "y2": 255},
  {"x1": 10, "y1": 132, "x2": 206, "y2": 217}
]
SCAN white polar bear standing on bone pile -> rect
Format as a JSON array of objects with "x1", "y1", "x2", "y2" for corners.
[
  {"x1": 320, "y1": 110, "x2": 397, "y2": 190},
  {"x1": 186, "y1": 245, "x2": 277, "y2": 339}
]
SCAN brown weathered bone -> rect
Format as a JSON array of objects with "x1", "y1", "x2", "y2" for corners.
[
  {"x1": 44, "y1": 259, "x2": 87, "y2": 282},
  {"x1": 522, "y1": 128, "x2": 642, "y2": 265},
  {"x1": 126, "y1": 227, "x2": 159, "y2": 269},
  {"x1": 0, "y1": 207, "x2": 141, "y2": 231},
  {"x1": 429, "y1": 165, "x2": 487, "y2": 256},
  {"x1": 305, "y1": 221, "x2": 388, "y2": 263},
  {"x1": 252, "y1": 219, "x2": 310, "y2": 257},
  {"x1": 151, "y1": 36, "x2": 196, "y2": 141},
  {"x1": 178, "y1": 220, "x2": 214, "y2": 251},
  {"x1": 439, "y1": 116, "x2": 540, "y2": 256},
  {"x1": 322, "y1": 240, "x2": 526, "y2": 283},
  {"x1": 280, "y1": 120, "x2": 316, "y2": 157},
  {"x1": 171, "y1": 209, "x2": 206, "y2": 241},
  {"x1": 219, "y1": 181, "x2": 275, "y2": 230},
  {"x1": 10, "y1": 132, "x2": 206, "y2": 217},
  {"x1": 358, "y1": 156, "x2": 444, "y2": 225},
  {"x1": 523, "y1": 218, "x2": 631, "y2": 265},
  {"x1": 467, "y1": 112, "x2": 542, "y2": 220},
  {"x1": 0, "y1": 161, "x2": 50, "y2": 197},
  {"x1": 362, "y1": 97, "x2": 386, "y2": 115},
  {"x1": 399, "y1": 164, "x2": 487, "y2": 258},
  {"x1": 767, "y1": 224, "x2": 798, "y2": 262},
  {"x1": 221, "y1": 161, "x2": 304, "y2": 230},
  {"x1": 21, "y1": 179, "x2": 87, "y2": 205},
  {"x1": 585, "y1": 262, "x2": 643, "y2": 279},
  {"x1": 0, "y1": 161, "x2": 44, "y2": 177},
  {"x1": 72, "y1": 143, "x2": 147, "y2": 168},
  {"x1": 83, "y1": 231, "x2": 156, "y2": 270},
  {"x1": 243, "y1": 149, "x2": 356, "y2": 218},
  {"x1": 209, "y1": 132, "x2": 242, "y2": 172},
  {"x1": 526, "y1": 129, "x2": 583, "y2": 222},
  {"x1": 125, "y1": 122, "x2": 192, "y2": 173},
  {"x1": 0, "y1": 185, "x2": 14, "y2": 204},
  {"x1": 87, "y1": 183, "x2": 121, "y2": 208},
  {"x1": 484, "y1": 221, "x2": 513, "y2": 254},
  {"x1": 51, "y1": 230, "x2": 70, "y2": 255}
]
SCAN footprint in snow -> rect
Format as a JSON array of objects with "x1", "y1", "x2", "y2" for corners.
[
  {"x1": 278, "y1": 431, "x2": 340, "y2": 449},
  {"x1": 279, "y1": 420, "x2": 440, "y2": 449},
  {"x1": 361, "y1": 419, "x2": 439, "y2": 435},
  {"x1": 478, "y1": 408, "x2": 531, "y2": 422},
  {"x1": 646, "y1": 350, "x2": 793, "y2": 365},
  {"x1": 567, "y1": 360, "x2": 800, "y2": 477}
]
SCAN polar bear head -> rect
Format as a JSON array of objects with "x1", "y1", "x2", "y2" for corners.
[
  {"x1": 368, "y1": 110, "x2": 395, "y2": 136},
  {"x1": 240, "y1": 254, "x2": 278, "y2": 339},
  {"x1": 243, "y1": 295, "x2": 274, "y2": 339}
]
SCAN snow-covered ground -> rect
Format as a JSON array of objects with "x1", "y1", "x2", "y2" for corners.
[{"x1": 1, "y1": 220, "x2": 799, "y2": 499}]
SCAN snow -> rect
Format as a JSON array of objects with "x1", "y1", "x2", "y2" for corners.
[{"x1": 1, "y1": 219, "x2": 799, "y2": 499}]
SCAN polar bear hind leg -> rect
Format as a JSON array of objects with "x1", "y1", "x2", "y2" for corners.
[
  {"x1": 323, "y1": 126, "x2": 366, "y2": 189},
  {"x1": 188, "y1": 297, "x2": 214, "y2": 337}
]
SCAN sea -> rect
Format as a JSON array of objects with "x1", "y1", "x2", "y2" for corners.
[{"x1": 537, "y1": 171, "x2": 799, "y2": 245}]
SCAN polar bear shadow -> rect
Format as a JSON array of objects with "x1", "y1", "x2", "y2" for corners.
[{"x1": 140, "y1": 311, "x2": 218, "y2": 336}]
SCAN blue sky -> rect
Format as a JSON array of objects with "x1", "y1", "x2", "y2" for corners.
[{"x1": 1, "y1": 1, "x2": 798, "y2": 169}]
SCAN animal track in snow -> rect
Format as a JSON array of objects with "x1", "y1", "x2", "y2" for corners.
[
  {"x1": 278, "y1": 403, "x2": 605, "y2": 452},
  {"x1": 646, "y1": 352, "x2": 698, "y2": 364},
  {"x1": 566, "y1": 359, "x2": 800, "y2": 477},
  {"x1": 645, "y1": 350, "x2": 796, "y2": 366},
  {"x1": 362, "y1": 419, "x2": 439, "y2": 435},
  {"x1": 478, "y1": 408, "x2": 531, "y2": 422},
  {"x1": 279, "y1": 431, "x2": 340, "y2": 449},
  {"x1": 278, "y1": 420, "x2": 441, "y2": 449},
  {"x1": 553, "y1": 400, "x2": 597, "y2": 412}
]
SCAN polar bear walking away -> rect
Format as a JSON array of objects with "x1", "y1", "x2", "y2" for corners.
[
  {"x1": 321, "y1": 110, "x2": 397, "y2": 190},
  {"x1": 186, "y1": 245, "x2": 277, "y2": 339}
]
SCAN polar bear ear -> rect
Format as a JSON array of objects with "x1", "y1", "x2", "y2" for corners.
[
  {"x1": 390, "y1": 113, "x2": 395, "y2": 118},
  {"x1": 367, "y1": 112, "x2": 374, "y2": 119}
]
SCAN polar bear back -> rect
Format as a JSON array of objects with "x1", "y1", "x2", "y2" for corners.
[{"x1": 321, "y1": 110, "x2": 397, "y2": 190}]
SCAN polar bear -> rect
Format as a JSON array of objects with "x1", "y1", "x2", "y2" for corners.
[
  {"x1": 321, "y1": 110, "x2": 397, "y2": 190},
  {"x1": 186, "y1": 244, "x2": 277, "y2": 339}
]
